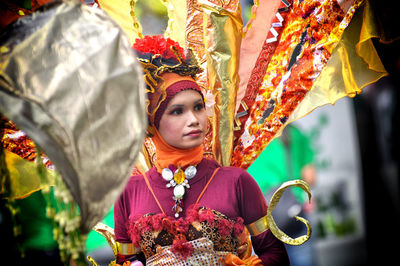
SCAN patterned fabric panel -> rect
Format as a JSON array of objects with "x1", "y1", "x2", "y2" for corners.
[{"x1": 128, "y1": 206, "x2": 246, "y2": 259}]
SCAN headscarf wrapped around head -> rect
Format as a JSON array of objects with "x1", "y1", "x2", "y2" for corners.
[{"x1": 132, "y1": 35, "x2": 203, "y2": 134}]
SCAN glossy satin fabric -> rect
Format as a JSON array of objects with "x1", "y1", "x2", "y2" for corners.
[{"x1": 0, "y1": 2, "x2": 146, "y2": 233}]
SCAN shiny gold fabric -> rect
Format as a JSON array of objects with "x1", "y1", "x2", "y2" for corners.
[
  {"x1": 201, "y1": 0, "x2": 242, "y2": 166},
  {"x1": 97, "y1": 0, "x2": 143, "y2": 44},
  {"x1": 0, "y1": 2, "x2": 146, "y2": 233},
  {"x1": 116, "y1": 242, "x2": 140, "y2": 256},
  {"x1": 246, "y1": 214, "x2": 269, "y2": 237},
  {"x1": 288, "y1": 0, "x2": 387, "y2": 124},
  {"x1": 2, "y1": 150, "x2": 56, "y2": 199},
  {"x1": 164, "y1": 0, "x2": 188, "y2": 48},
  {"x1": 184, "y1": 0, "x2": 213, "y2": 161}
]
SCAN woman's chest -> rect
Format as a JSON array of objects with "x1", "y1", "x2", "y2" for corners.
[{"x1": 128, "y1": 176, "x2": 240, "y2": 221}]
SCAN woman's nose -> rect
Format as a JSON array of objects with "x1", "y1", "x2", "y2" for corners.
[{"x1": 187, "y1": 110, "x2": 200, "y2": 126}]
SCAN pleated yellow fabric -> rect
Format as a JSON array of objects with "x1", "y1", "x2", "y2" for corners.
[{"x1": 3, "y1": 150, "x2": 56, "y2": 200}]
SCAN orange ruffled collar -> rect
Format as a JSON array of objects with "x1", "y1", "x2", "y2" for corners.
[{"x1": 152, "y1": 129, "x2": 203, "y2": 173}]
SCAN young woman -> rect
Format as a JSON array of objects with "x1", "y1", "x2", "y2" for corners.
[{"x1": 113, "y1": 35, "x2": 289, "y2": 265}]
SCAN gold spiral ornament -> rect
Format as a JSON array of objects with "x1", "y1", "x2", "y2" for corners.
[{"x1": 267, "y1": 179, "x2": 312, "y2": 245}]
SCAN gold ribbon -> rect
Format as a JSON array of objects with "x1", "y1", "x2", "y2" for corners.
[
  {"x1": 201, "y1": 0, "x2": 242, "y2": 166},
  {"x1": 247, "y1": 180, "x2": 312, "y2": 246}
]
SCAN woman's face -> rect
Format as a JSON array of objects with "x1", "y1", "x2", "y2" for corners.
[{"x1": 158, "y1": 90, "x2": 207, "y2": 149}]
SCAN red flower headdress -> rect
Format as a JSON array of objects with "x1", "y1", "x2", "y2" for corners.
[
  {"x1": 133, "y1": 35, "x2": 185, "y2": 61},
  {"x1": 132, "y1": 35, "x2": 202, "y2": 133}
]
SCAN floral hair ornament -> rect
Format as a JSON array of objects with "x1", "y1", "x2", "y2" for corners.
[{"x1": 132, "y1": 35, "x2": 202, "y2": 135}]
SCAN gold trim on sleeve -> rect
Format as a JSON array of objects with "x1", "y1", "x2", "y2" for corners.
[
  {"x1": 116, "y1": 242, "x2": 141, "y2": 256},
  {"x1": 246, "y1": 214, "x2": 269, "y2": 236}
]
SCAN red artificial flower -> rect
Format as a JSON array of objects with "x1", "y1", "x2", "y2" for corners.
[
  {"x1": 198, "y1": 208, "x2": 215, "y2": 226},
  {"x1": 185, "y1": 205, "x2": 200, "y2": 224},
  {"x1": 127, "y1": 221, "x2": 141, "y2": 247},
  {"x1": 133, "y1": 35, "x2": 185, "y2": 61},
  {"x1": 162, "y1": 217, "x2": 174, "y2": 233},
  {"x1": 233, "y1": 217, "x2": 245, "y2": 236},
  {"x1": 137, "y1": 216, "x2": 153, "y2": 233},
  {"x1": 175, "y1": 218, "x2": 190, "y2": 234},
  {"x1": 152, "y1": 213, "x2": 165, "y2": 231},
  {"x1": 171, "y1": 235, "x2": 193, "y2": 260},
  {"x1": 217, "y1": 219, "x2": 233, "y2": 237}
]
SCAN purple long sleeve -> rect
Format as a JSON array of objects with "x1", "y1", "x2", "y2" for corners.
[
  {"x1": 114, "y1": 158, "x2": 289, "y2": 264},
  {"x1": 230, "y1": 164, "x2": 289, "y2": 264},
  {"x1": 252, "y1": 230, "x2": 290, "y2": 265}
]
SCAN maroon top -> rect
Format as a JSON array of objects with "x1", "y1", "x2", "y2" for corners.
[{"x1": 114, "y1": 158, "x2": 289, "y2": 265}]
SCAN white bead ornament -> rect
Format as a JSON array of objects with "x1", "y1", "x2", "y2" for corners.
[
  {"x1": 162, "y1": 168, "x2": 173, "y2": 181},
  {"x1": 184, "y1": 166, "x2": 197, "y2": 179},
  {"x1": 173, "y1": 184, "x2": 185, "y2": 199},
  {"x1": 161, "y1": 165, "x2": 197, "y2": 218}
]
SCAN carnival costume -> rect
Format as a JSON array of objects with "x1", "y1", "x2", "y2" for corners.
[
  {"x1": 0, "y1": 0, "x2": 389, "y2": 265},
  {"x1": 110, "y1": 0, "x2": 387, "y2": 262}
]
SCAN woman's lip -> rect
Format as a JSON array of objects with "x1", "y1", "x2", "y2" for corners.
[{"x1": 185, "y1": 130, "x2": 202, "y2": 136}]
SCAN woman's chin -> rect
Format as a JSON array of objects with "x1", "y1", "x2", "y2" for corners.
[{"x1": 175, "y1": 139, "x2": 204, "y2": 149}]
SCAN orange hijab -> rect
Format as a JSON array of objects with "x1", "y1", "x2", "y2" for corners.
[{"x1": 152, "y1": 129, "x2": 204, "y2": 173}]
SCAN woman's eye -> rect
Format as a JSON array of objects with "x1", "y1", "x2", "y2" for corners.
[
  {"x1": 170, "y1": 108, "x2": 183, "y2": 115},
  {"x1": 194, "y1": 103, "x2": 205, "y2": 111}
]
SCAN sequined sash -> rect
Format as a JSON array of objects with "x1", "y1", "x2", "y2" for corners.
[{"x1": 146, "y1": 237, "x2": 229, "y2": 266}]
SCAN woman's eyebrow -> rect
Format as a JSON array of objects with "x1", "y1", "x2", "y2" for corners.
[
  {"x1": 167, "y1": 104, "x2": 184, "y2": 110},
  {"x1": 167, "y1": 98, "x2": 203, "y2": 110}
]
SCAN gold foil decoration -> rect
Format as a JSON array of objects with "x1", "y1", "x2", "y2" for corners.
[
  {"x1": 186, "y1": 0, "x2": 207, "y2": 65},
  {"x1": 185, "y1": 0, "x2": 209, "y2": 98},
  {"x1": 86, "y1": 256, "x2": 100, "y2": 266},
  {"x1": 246, "y1": 180, "x2": 312, "y2": 246},
  {"x1": 97, "y1": 0, "x2": 143, "y2": 44},
  {"x1": 164, "y1": 0, "x2": 188, "y2": 48},
  {"x1": 267, "y1": 180, "x2": 311, "y2": 245},
  {"x1": 2, "y1": 150, "x2": 56, "y2": 199},
  {"x1": 116, "y1": 242, "x2": 140, "y2": 256},
  {"x1": 87, "y1": 222, "x2": 141, "y2": 265},
  {"x1": 93, "y1": 222, "x2": 119, "y2": 257},
  {"x1": 184, "y1": 1, "x2": 214, "y2": 159},
  {"x1": 246, "y1": 214, "x2": 269, "y2": 237},
  {"x1": 87, "y1": 223, "x2": 117, "y2": 265},
  {"x1": 201, "y1": 0, "x2": 242, "y2": 166}
]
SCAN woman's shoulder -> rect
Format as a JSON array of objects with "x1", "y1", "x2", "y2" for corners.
[
  {"x1": 220, "y1": 163, "x2": 250, "y2": 177},
  {"x1": 122, "y1": 170, "x2": 150, "y2": 192},
  {"x1": 127, "y1": 173, "x2": 144, "y2": 183},
  {"x1": 202, "y1": 158, "x2": 252, "y2": 181}
]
